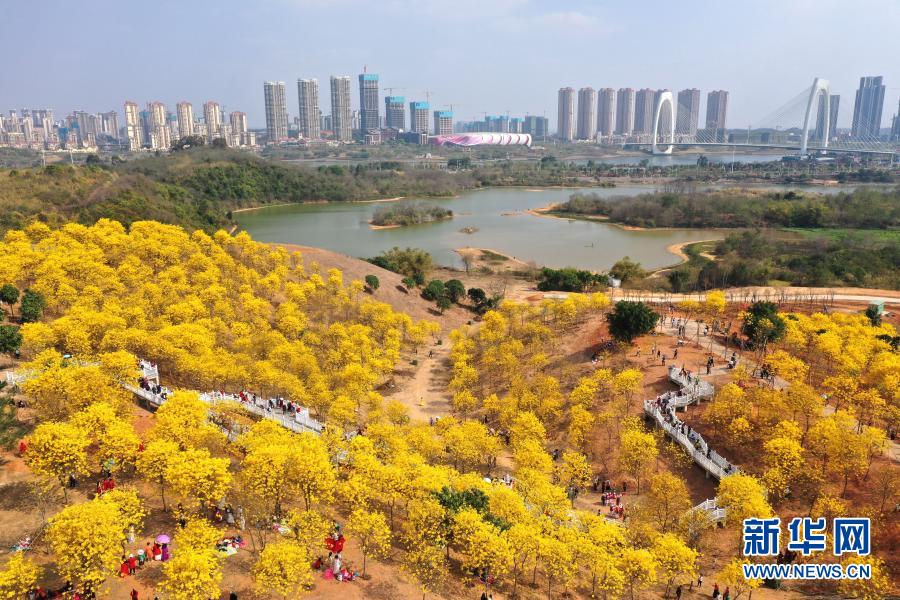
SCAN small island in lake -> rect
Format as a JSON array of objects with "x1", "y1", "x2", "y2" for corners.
[{"x1": 370, "y1": 201, "x2": 453, "y2": 228}]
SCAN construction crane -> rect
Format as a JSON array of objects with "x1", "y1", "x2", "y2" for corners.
[
  {"x1": 421, "y1": 89, "x2": 433, "y2": 106},
  {"x1": 384, "y1": 87, "x2": 406, "y2": 96}
]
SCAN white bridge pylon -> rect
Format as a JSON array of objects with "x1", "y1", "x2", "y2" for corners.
[
  {"x1": 801, "y1": 77, "x2": 830, "y2": 156},
  {"x1": 651, "y1": 90, "x2": 675, "y2": 155}
]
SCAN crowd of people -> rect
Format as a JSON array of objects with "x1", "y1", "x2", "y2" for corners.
[{"x1": 650, "y1": 392, "x2": 736, "y2": 476}]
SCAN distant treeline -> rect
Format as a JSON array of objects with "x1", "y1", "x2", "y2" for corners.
[
  {"x1": 666, "y1": 230, "x2": 900, "y2": 291},
  {"x1": 0, "y1": 148, "x2": 615, "y2": 235},
  {"x1": 554, "y1": 186, "x2": 900, "y2": 229},
  {"x1": 371, "y1": 202, "x2": 452, "y2": 227}
]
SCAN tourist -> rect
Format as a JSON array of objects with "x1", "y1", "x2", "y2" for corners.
[
  {"x1": 675, "y1": 585, "x2": 683, "y2": 599},
  {"x1": 229, "y1": 594, "x2": 238, "y2": 600},
  {"x1": 130, "y1": 590, "x2": 139, "y2": 600},
  {"x1": 712, "y1": 582, "x2": 720, "y2": 598},
  {"x1": 722, "y1": 587, "x2": 730, "y2": 600},
  {"x1": 161, "y1": 543, "x2": 170, "y2": 561},
  {"x1": 119, "y1": 559, "x2": 129, "y2": 578}
]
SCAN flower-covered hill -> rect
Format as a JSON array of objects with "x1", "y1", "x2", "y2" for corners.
[{"x1": 3, "y1": 219, "x2": 438, "y2": 420}]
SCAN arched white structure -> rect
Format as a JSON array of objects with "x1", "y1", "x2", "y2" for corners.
[
  {"x1": 651, "y1": 91, "x2": 675, "y2": 155},
  {"x1": 800, "y1": 77, "x2": 830, "y2": 156}
]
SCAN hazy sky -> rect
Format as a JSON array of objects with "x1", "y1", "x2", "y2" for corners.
[{"x1": 3, "y1": 0, "x2": 899, "y2": 129}]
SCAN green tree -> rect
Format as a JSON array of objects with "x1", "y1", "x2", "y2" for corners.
[
  {"x1": 467, "y1": 287, "x2": 487, "y2": 305},
  {"x1": 741, "y1": 301, "x2": 786, "y2": 348},
  {"x1": 19, "y1": 289, "x2": 45, "y2": 323},
  {"x1": 0, "y1": 325, "x2": 22, "y2": 354},
  {"x1": 436, "y1": 296, "x2": 452, "y2": 314},
  {"x1": 606, "y1": 301, "x2": 659, "y2": 343},
  {"x1": 610, "y1": 256, "x2": 646, "y2": 284},
  {"x1": 864, "y1": 304, "x2": 881, "y2": 326},
  {"x1": 445, "y1": 279, "x2": 465, "y2": 303},
  {"x1": 171, "y1": 135, "x2": 207, "y2": 150},
  {"x1": 364, "y1": 274, "x2": 380, "y2": 291},
  {"x1": 0, "y1": 284, "x2": 19, "y2": 317},
  {"x1": 422, "y1": 280, "x2": 446, "y2": 301},
  {"x1": 667, "y1": 269, "x2": 692, "y2": 293}
]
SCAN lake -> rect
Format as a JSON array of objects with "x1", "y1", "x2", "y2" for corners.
[{"x1": 236, "y1": 183, "x2": 850, "y2": 272}]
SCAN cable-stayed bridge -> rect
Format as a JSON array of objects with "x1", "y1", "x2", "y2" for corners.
[{"x1": 630, "y1": 78, "x2": 897, "y2": 157}]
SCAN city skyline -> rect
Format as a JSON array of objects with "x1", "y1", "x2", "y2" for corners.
[{"x1": 2, "y1": 0, "x2": 897, "y2": 130}]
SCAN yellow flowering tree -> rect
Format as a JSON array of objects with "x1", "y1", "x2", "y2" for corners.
[
  {"x1": 619, "y1": 424, "x2": 658, "y2": 493},
  {"x1": 136, "y1": 439, "x2": 180, "y2": 510},
  {"x1": 160, "y1": 551, "x2": 223, "y2": 600},
  {"x1": 46, "y1": 499, "x2": 124, "y2": 595},
  {"x1": 165, "y1": 448, "x2": 232, "y2": 514},
  {"x1": 620, "y1": 547, "x2": 657, "y2": 600},
  {"x1": 716, "y1": 558, "x2": 761, "y2": 599},
  {"x1": 651, "y1": 533, "x2": 698, "y2": 597},
  {"x1": 347, "y1": 508, "x2": 392, "y2": 577},
  {"x1": 403, "y1": 543, "x2": 447, "y2": 600},
  {"x1": 252, "y1": 539, "x2": 313, "y2": 599},
  {"x1": 0, "y1": 554, "x2": 42, "y2": 600},
  {"x1": 25, "y1": 420, "x2": 90, "y2": 502}
]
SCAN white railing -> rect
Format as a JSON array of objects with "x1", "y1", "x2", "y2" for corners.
[
  {"x1": 668, "y1": 366, "x2": 714, "y2": 399},
  {"x1": 5, "y1": 370, "x2": 30, "y2": 386},
  {"x1": 12, "y1": 360, "x2": 325, "y2": 437},
  {"x1": 693, "y1": 497, "x2": 727, "y2": 523},
  {"x1": 644, "y1": 401, "x2": 734, "y2": 480},
  {"x1": 198, "y1": 391, "x2": 324, "y2": 435}
]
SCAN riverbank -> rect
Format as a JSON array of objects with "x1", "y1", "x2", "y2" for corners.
[{"x1": 454, "y1": 247, "x2": 535, "y2": 273}]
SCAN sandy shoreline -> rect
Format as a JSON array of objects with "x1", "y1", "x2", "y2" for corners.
[
  {"x1": 664, "y1": 239, "x2": 722, "y2": 264},
  {"x1": 454, "y1": 246, "x2": 533, "y2": 272}
]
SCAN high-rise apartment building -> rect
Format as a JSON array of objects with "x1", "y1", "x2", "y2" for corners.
[
  {"x1": 147, "y1": 101, "x2": 170, "y2": 150},
  {"x1": 633, "y1": 89, "x2": 656, "y2": 134},
  {"x1": 297, "y1": 78, "x2": 321, "y2": 139},
  {"x1": 100, "y1": 111, "x2": 119, "y2": 140},
  {"x1": 124, "y1": 101, "x2": 143, "y2": 150},
  {"x1": 330, "y1": 76, "x2": 352, "y2": 142},
  {"x1": 358, "y1": 73, "x2": 379, "y2": 133},
  {"x1": 576, "y1": 87, "x2": 597, "y2": 140},
  {"x1": 814, "y1": 94, "x2": 840, "y2": 142},
  {"x1": 615, "y1": 88, "x2": 635, "y2": 135},
  {"x1": 705, "y1": 90, "x2": 729, "y2": 133},
  {"x1": 175, "y1": 102, "x2": 194, "y2": 139},
  {"x1": 230, "y1": 111, "x2": 248, "y2": 135},
  {"x1": 433, "y1": 110, "x2": 453, "y2": 135},
  {"x1": 851, "y1": 76, "x2": 885, "y2": 139},
  {"x1": 597, "y1": 88, "x2": 616, "y2": 136},
  {"x1": 203, "y1": 101, "x2": 222, "y2": 142},
  {"x1": 230, "y1": 111, "x2": 253, "y2": 146},
  {"x1": 676, "y1": 88, "x2": 701, "y2": 136},
  {"x1": 384, "y1": 96, "x2": 406, "y2": 130},
  {"x1": 263, "y1": 81, "x2": 288, "y2": 142},
  {"x1": 891, "y1": 99, "x2": 900, "y2": 142},
  {"x1": 524, "y1": 115, "x2": 549, "y2": 140},
  {"x1": 557, "y1": 87, "x2": 576, "y2": 141},
  {"x1": 409, "y1": 102, "x2": 429, "y2": 133}
]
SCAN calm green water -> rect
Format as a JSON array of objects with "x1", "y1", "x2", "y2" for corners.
[{"x1": 236, "y1": 184, "x2": 847, "y2": 271}]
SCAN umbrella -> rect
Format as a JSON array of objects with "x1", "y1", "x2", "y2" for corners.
[{"x1": 156, "y1": 534, "x2": 171, "y2": 544}]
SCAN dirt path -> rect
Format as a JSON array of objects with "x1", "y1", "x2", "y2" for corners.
[{"x1": 385, "y1": 342, "x2": 453, "y2": 421}]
